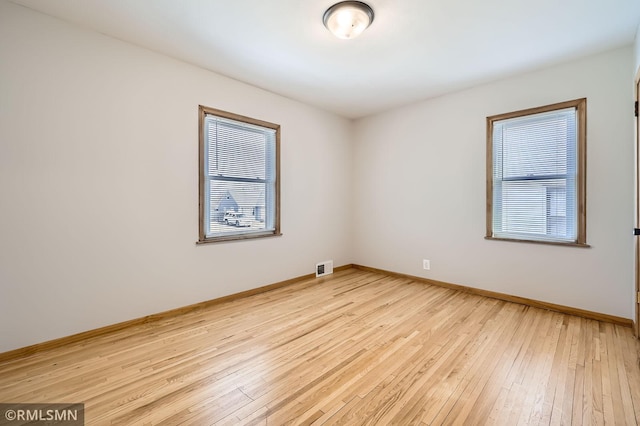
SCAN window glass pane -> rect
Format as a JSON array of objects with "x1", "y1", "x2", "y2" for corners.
[
  {"x1": 498, "y1": 180, "x2": 548, "y2": 235},
  {"x1": 500, "y1": 109, "x2": 573, "y2": 179},
  {"x1": 494, "y1": 179, "x2": 569, "y2": 240},
  {"x1": 206, "y1": 118, "x2": 272, "y2": 180},
  {"x1": 547, "y1": 186, "x2": 567, "y2": 237},
  {"x1": 208, "y1": 181, "x2": 269, "y2": 235}
]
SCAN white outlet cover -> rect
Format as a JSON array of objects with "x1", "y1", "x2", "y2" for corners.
[{"x1": 423, "y1": 259, "x2": 430, "y2": 270}]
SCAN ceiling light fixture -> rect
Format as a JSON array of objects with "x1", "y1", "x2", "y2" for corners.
[{"x1": 323, "y1": 1, "x2": 374, "y2": 40}]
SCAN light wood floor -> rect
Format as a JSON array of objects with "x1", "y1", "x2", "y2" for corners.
[{"x1": 1, "y1": 268, "x2": 639, "y2": 425}]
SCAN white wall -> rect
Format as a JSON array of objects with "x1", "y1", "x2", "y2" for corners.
[
  {"x1": 0, "y1": 1, "x2": 353, "y2": 353},
  {"x1": 634, "y1": 23, "x2": 640, "y2": 326},
  {"x1": 635, "y1": 23, "x2": 640, "y2": 74},
  {"x1": 353, "y1": 47, "x2": 635, "y2": 319}
]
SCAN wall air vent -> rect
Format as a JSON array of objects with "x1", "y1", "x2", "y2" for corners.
[{"x1": 316, "y1": 260, "x2": 334, "y2": 277}]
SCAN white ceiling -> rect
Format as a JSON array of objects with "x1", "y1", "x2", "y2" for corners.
[{"x1": 10, "y1": 0, "x2": 640, "y2": 119}]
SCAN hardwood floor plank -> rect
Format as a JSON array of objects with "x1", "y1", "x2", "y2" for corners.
[
  {"x1": 591, "y1": 321, "x2": 606, "y2": 425},
  {"x1": 428, "y1": 303, "x2": 525, "y2": 425},
  {"x1": 619, "y1": 325, "x2": 640, "y2": 422},
  {"x1": 0, "y1": 268, "x2": 638, "y2": 425},
  {"x1": 469, "y1": 307, "x2": 544, "y2": 425},
  {"x1": 610, "y1": 325, "x2": 637, "y2": 425},
  {"x1": 514, "y1": 310, "x2": 555, "y2": 425}
]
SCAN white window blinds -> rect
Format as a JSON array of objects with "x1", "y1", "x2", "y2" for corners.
[{"x1": 491, "y1": 107, "x2": 578, "y2": 243}]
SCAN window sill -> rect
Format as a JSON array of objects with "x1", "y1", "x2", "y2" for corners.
[
  {"x1": 197, "y1": 232, "x2": 283, "y2": 245},
  {"x1": 484, "y1": 236, "x2": 590, "y2": 248}
]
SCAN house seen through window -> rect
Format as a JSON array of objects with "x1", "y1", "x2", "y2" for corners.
[
  {"x1": 486, "y1": 98, "x2": 587, "y2": 246},
  {"x1": 198, "y1": 106, "x2": 280, "y2": 243}
]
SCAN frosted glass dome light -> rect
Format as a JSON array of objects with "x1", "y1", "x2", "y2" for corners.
[{"x1": 323, "y1": 1, "x2": 374, "y2": 39}]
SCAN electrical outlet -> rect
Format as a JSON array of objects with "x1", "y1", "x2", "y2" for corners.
[{"x1": 423, "y1": 259, "x2": 430, "y2": 270}]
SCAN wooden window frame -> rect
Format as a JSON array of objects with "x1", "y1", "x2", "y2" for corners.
[
  {"x1": 197, "y1": 106, "x2": 281, "y2": 244},
  {"x1": 486, "y1": 98, "x2": 588, "y2": 247}
]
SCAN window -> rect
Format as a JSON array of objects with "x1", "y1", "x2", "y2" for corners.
[
  {"x1": 198, "y1": 106, "x2": 280, "y2": 243},
  {"x1": 486, "y1": 98, "x2": 587, "y2": 246}
]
